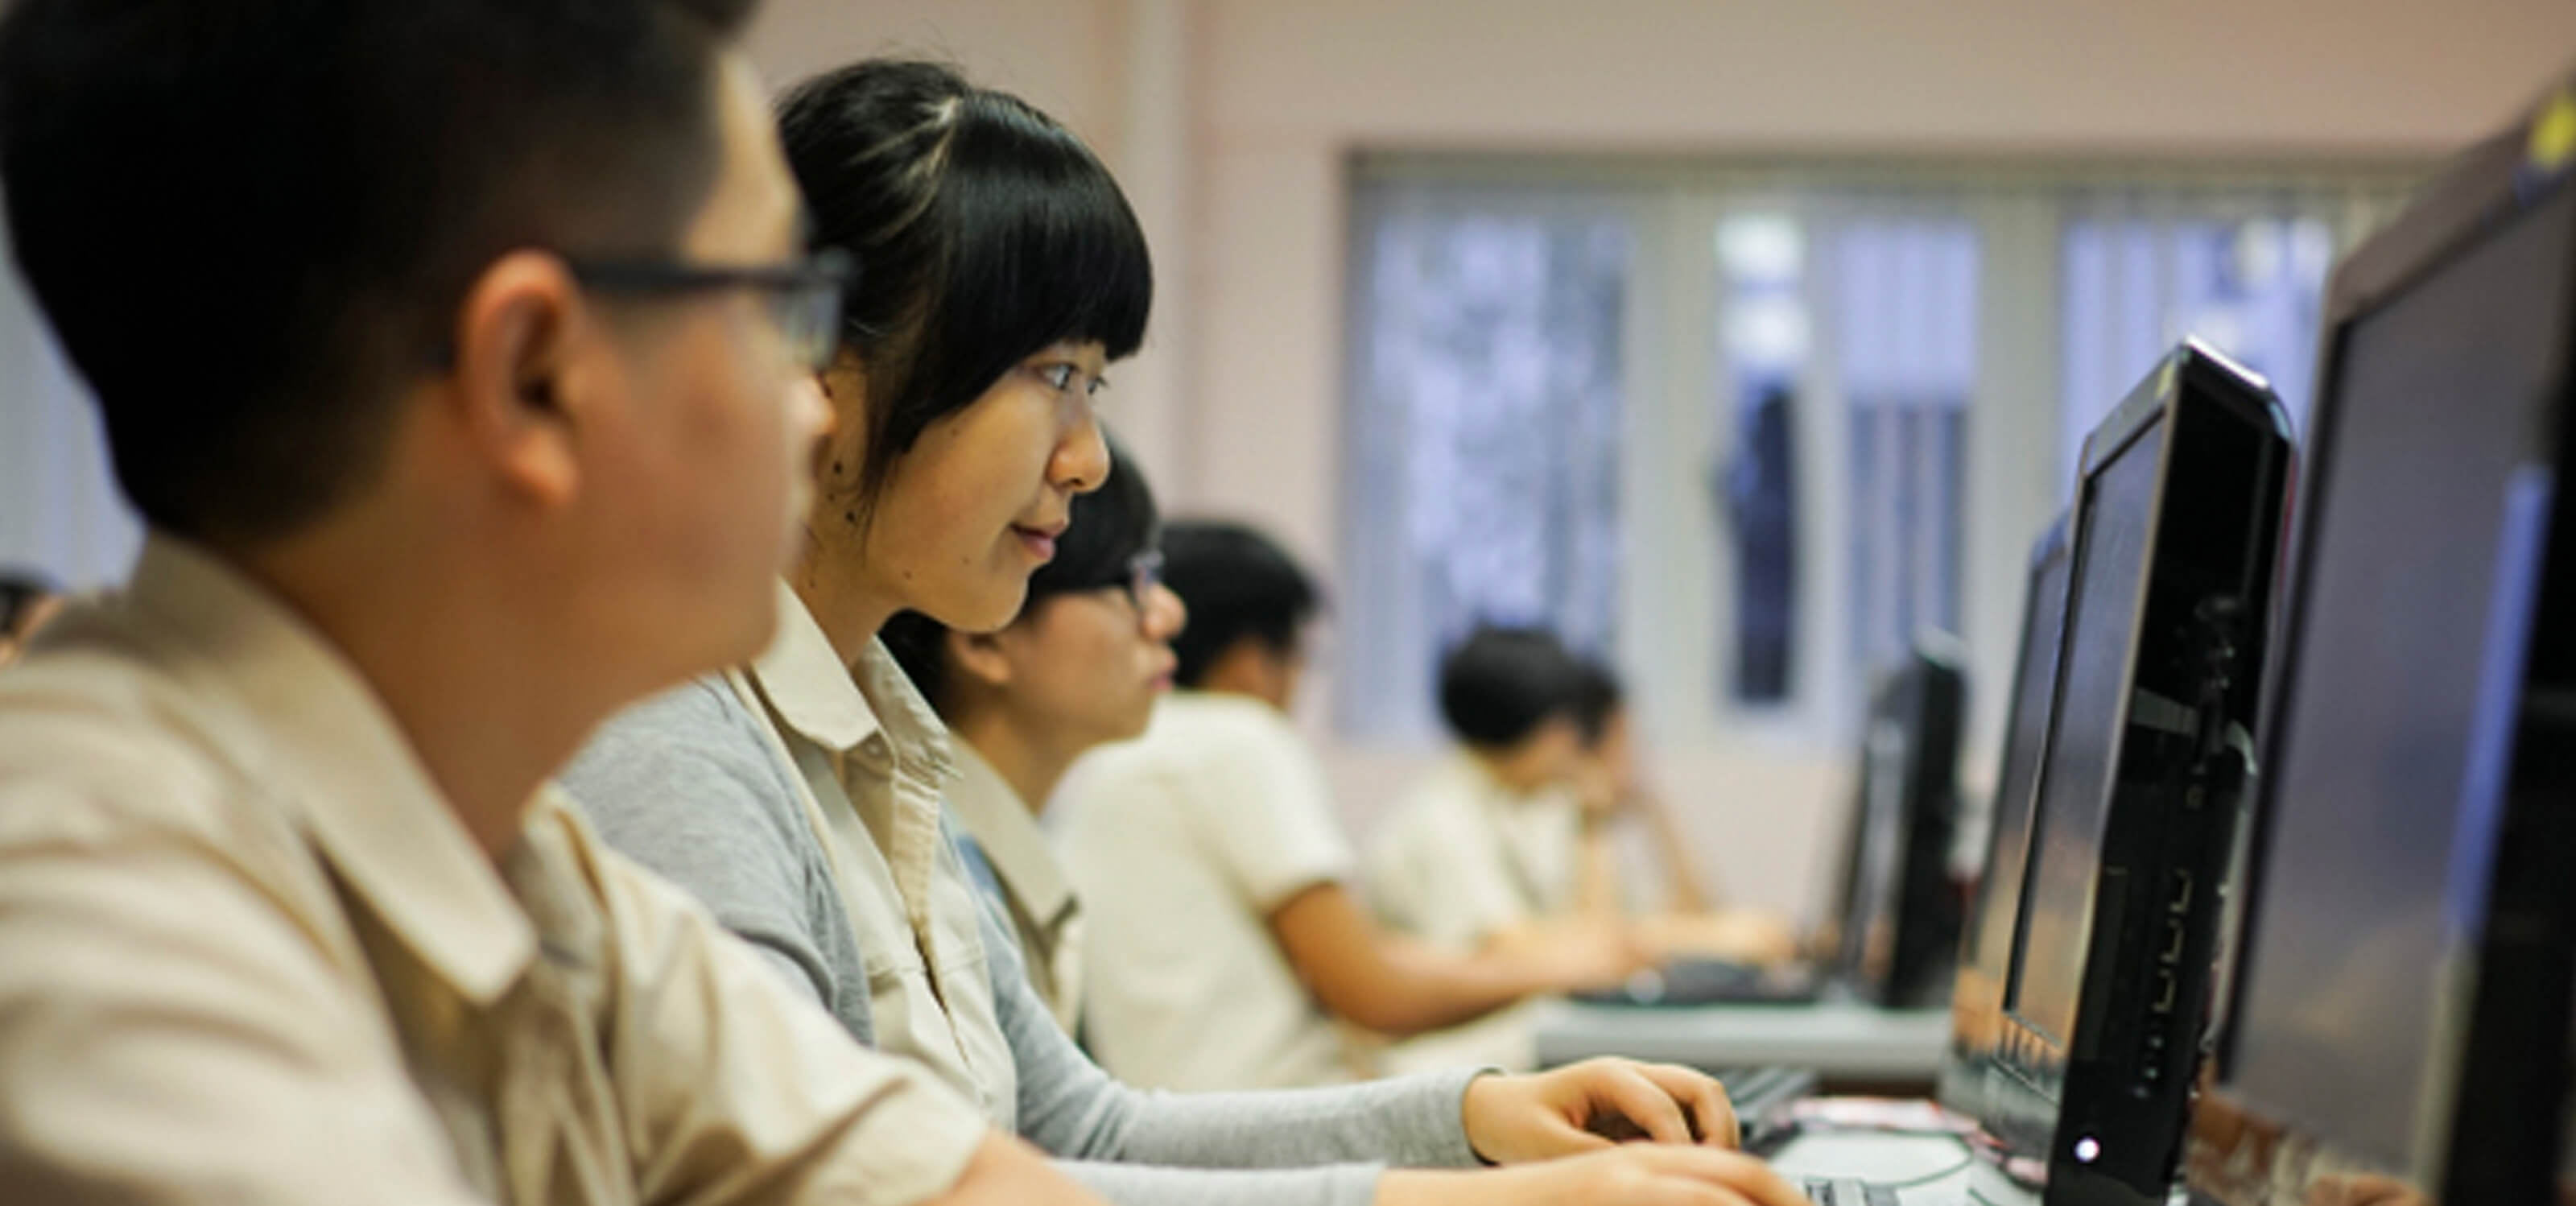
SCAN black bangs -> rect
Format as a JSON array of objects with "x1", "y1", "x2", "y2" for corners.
[
  {"x1": 1028, "y1": 432, "x2": 1158, "y2": 603},
  {"x1": 910, "y1": 90, "x2": 1154, "y2": 417},
  {"x1": 776, "y1": 58, "x2": 1151, "y2": 520}
]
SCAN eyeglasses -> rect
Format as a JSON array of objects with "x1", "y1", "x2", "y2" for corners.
[
  {"x1": 1117, "y1": 549, "x2": 1165, "y2": 614},
  {"x1": 1064, "y1": 549, "x2": 1163, "y2": 619},
  {"x1": 567, "y1": 247, "x2": 853, "y2": 372}
]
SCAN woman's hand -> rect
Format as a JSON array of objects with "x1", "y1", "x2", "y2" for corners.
[
  {"x1": 1461, "y1": 1059, "x2": 1742, "y2": 1164},
  {"x1": 1381, "y1": 1146, "x2": 1811, "y2": 1206}
]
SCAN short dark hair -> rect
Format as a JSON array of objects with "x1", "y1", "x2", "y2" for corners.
[
  {"x1": 884, "y1": 433, "x2": 1159, "y2": 711},
  {"x1": 1569, "y1": 659, "x2": 1626, "y2": 746},
  {"x1": 0, "y1": 0, "x2": 762, "y2": 542},
  {"x1": 1162, "y1": 521, "x2": 1321, "y2": 689},
  {"x1": 1437, "y1": 624, "x2": 1587, "y2": 750},
  {"x1": 777, "y1": 60, "x2": 1152, "y2": 527}
]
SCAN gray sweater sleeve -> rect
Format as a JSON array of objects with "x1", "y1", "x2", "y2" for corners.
[
  {"x1": 973, "y1": 875, "x2": 1491, "y2": 1179},
  {"x1": 560, "y1": 679, "x2": 874, "y2": 1044}
]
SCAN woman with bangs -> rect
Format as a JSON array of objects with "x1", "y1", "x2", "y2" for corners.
[
  {"x1": 881, "y1": 434, "x2": 1179, "y2": 1035},
  {"x1": 564, "y1": 59, "x2": 1806, "y2": 1206}
]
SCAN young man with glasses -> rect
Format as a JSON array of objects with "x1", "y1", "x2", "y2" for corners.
[{"x1": 0, "y1": 2, "x2": 1094, "y2": 1203}]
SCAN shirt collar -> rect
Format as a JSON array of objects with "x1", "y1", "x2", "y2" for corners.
[
  {"x1": 943, "y1": 742, "x2": 1078, "y2": 929},
  {"x1": 126, "y1": 534, "x2": 537, "y2": 1006},
  {"x1": 745, "y1": 582, "x2": 957, "y2": 783}
]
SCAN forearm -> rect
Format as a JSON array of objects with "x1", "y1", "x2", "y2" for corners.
[
  {"x1": 1573, "y1": 820, "x2": 1623, "y2": 918},
  {"x1": 1059, "y1": 1159, "x2": 1382, "y2": 1206},
  {"x1": 1345, "y1": 939, "x2": 1572, "y2": 1037},
  {"x1": 1638, "y1": 795, "x2": 1715, "y2": 912},
  {"x1": 1107, "y1": 1068, "x2": 1490, "y2": 1170}
]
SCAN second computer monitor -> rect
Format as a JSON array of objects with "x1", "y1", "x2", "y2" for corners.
[
  {"x1": 1982, "y1": 341, "x2": 2292, "y2": 1206},
  {"x1": 1937, "y1": 516, "x2": 2073, "y2": 1124},
  {"x1": 1831, "y1": 637, "x2": 1967, "y2": 1010}
]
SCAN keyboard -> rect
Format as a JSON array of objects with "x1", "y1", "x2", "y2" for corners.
[
  {"x1": 1803, "y1": 1178, "x2": 1901, "y2": 1206},
  {"x1": 1714, "y1": 1064, "x2": 1817, "y2": 1141},
  {"x1": 1572, "y1": 956, "x2": 1825, "y2": 1006}
]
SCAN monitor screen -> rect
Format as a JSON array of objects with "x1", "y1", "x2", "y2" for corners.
[
  {"x1": 2005, "y1": 420, "x2": 2163, "y2": 1049},
  {"x1": 2223, "y1": 183, "x2": 2573, "y2": 1172},
  {"x1": 1970, "y1": 530, "x2": 2074, "y2": 972}
]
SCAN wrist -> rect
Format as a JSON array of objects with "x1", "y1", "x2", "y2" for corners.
[
  {"x1": 1459, "y1": 1068, "x2": 1508, "y2": 1163},
  {"x1": 1377, "y1": 1168, "x2": 1513, "y2": 1206}
]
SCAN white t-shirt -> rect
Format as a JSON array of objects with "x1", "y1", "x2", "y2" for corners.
[
  {"x1": 1364, "y1": 754, "x2": 1583, "y2": 951},
  {"x1": 1055, "y1": 692, "x2": 1364, "y2": 1090}
]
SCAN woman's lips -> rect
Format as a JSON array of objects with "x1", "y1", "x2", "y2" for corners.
[{"x1": 1013, "y1": 526, "x2": 1061, "y2": 561}]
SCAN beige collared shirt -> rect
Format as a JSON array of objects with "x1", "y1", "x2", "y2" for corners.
[
  {"x1": 0, "y1": 536, "x2": 990, "y2": 1206},
  {"x1": 944, "y1": 742, "x2": 1086, "y2": 1033},
  {"x1": 731, "y1": 589, "x2": 1019, "y2": 1126},
  {"x1": 1365, "y1": 754, "x2": 1583, "y2": 951}
]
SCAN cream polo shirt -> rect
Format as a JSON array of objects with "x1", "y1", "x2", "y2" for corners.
[
  {"x1": 733, "y1": 589, "x2": 1019, "y2": 1125},
  {"x1": 1365, "y1": 754, "x2": 1583, "y2": 951},
  {"x1": 0, "y1": 536, "x2": 989, "y2": 1206},
  {"x1": 1055, "y1": 692, "x2": 1365, "y2": 1090},
  {"x1": 944, "y1": 741, "x2": 1087, "y2": 1033}
]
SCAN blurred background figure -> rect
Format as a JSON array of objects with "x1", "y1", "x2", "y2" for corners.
[
  {"x1": 1366, "y1": 625, "x2": 1596, "y2": 953},
  {"x1": 1562, "y1": 661, "x2": 1801, "y2": 966},
  {"x1": 1367, "y1": 629, "x2": 1798, "y2": 976},
  {"x1": 1057, "y1": 522, "x2": 1644, "y2": 1090}
]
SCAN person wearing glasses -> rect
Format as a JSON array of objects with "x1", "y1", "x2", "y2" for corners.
[
  {"x1": 0, "y1": 3, "x2": 1102, "y2": 1204},
  {"x1": 879, "y1": 435, "x2": 1179, "y2": 1033},
  {"x1": 561, "y1": 58, "x2": 1806, "y2": 1206}
]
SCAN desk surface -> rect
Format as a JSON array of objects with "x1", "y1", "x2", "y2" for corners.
[
  {"x1": 1532, "y1": 998, "x2": 1952, "y2": 1080},
  {"x1": 1770, "y1": 1131, "x2": 2037, "y2": 1206}
]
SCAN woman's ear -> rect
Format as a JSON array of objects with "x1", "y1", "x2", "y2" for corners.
[{"x1": 947, "y1": 626, "x2": 1015, "y2": 691}]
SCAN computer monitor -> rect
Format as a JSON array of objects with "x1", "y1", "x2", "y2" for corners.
[
  {"x1": 1979, "y1": 341, "x2": 2292, "y2": 1205},
  {"x1": 1828, "y1": 636, "x2": 1967, "y2": 1010},
  {"x1": 2185, "y1": 75, "x2": 2576, "y2": 1206},
  {"x1": 1936, "y1": 515, "x2": 2073, "y2": 1121}
]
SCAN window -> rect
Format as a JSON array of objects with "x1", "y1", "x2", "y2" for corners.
[
  {"x1": 1827, "y1": 218, "x2": 1979, "y2": 705},
  {"x1": 1340, "y1": 161, "x2": 2414, "y2": 754},
  {"x1": 1339, "y1": 191, "x2": 1629, "y2": 742}
]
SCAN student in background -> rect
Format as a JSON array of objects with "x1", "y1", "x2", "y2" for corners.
[
  {"x1": 0, "y1": 4, "x2": 1079, "y2": 1204},
  {"x1": 1564, "y1": 663, "x2": 1800, "y2": 965},
  {"x1": 563, "y1": 60, "x2": 1802, "y2": 1206},
  {"x1": 882, "y1": 434, "x2": 1184, "y2": 1032},
  {"x1": 1366, "y1": 625, "x2": 1597, "y2": 954},
  {"x1": 1059, "y1": 523, "x2": 1648, "y2": 1093}
]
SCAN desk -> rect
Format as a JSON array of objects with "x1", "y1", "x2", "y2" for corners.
[
  {"x1": 1531, "y1": 999, "x2": 1951, "y2": 1088},
  {"x1": 1769, "y1": 1131, "x2": 2036, "y2": 1206}
]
